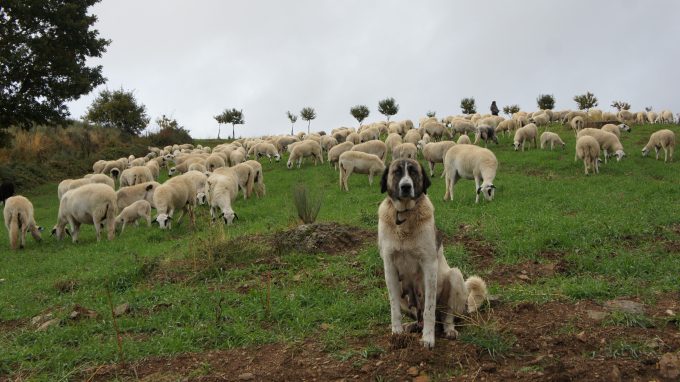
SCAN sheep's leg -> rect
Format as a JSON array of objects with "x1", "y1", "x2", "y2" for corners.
[
  {"x1": 655, "y1": 147, "x2": 660, "y2": 160},
  {"x1": 93, "y1": 216, "x2": 102, "y2": 242},
  {"x1": 449, "y1": 172, "x2": 460, "y2": 201},
  {"x1": 428, "y1": 161, "x2": 435, "y2": 177},
  {"x1": 344, "y1": 168, "x2": 353, "y2": 191},
  {"x1": 584, "y1": 158, "x2": 589, "y2": 175},
  {"x1": 120, "y1": 221, "x2": 126, "y2": 234},
  {"x1": 443, "y1": 171, "x2": 451, "y2": 200},
  {"x1": 663, "y1": 147, "x2": 668, "y2": 162},
  {"x1": 146, "y1": 214, "x2": 152, "y2": 227},
  {"x1": 474, "y1": 176, "x2": 481, "y2": 204},
  {"x1": 20, "y1": 225, "x2": 27, "y2": 249},
  {"x1": 107, "y1": 218, "x2": 115, "y2": 240},
  {"x1": 71, "y1": 222, "x2": 81, "y2": 243},
  {"x1": 595, "y1": 157, "x2": 599, "y2": 174}
]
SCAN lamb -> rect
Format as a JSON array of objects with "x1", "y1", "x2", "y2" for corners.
[
  {"x1": 0, "y1": 181, "x2": 15, "y2": 205},
  {"x1": 443, "y1": 145, "x2": 498, "y2": 203},
  {"x1": 642, "y1": 129, "x2": 675, "y2": 163},
  {"x1": 328, "y1": 141, "x2": 354, "y2": 170},
  {"x1": 205, "y1": 153, "x2": 227, "y2": 171},
  {"x1": 422, "y1": 141, "x2": 456, "y2": 177},
  {"x1": 474, "y1": 125, "x2": 499, "y2": 146},
  {"x1": 250, "y1": 142, "x2": 281, "y2": 163},
  {"x1": 3, "y1": 195, "x2": 42, "y2": 250},
  {"x1": 244, "y1": 160, "x2": 265, "y2": 197},
  {"x1": 391, "y1": 143, "x2": 417, "y2": 160},
  {"x1": 570, "y1": 116, "x2": 585, "y2": 134},
  {"x1": 457, "y1": 135, "x2": 472, "y2": 144},
  {"x1": 52, "y1": 183, "x2": 117, "y2": 242},
  {"x1": 577, "y1": 128, "x2": 626, "y2": 163},
  {"x1": 513, "y1": 123, "x2": 538, "y2": 151},
  {"x1": 287, "y1": 140, "x2": 323, "y2": 169},
  {"x1": 575, "y1": 135, "x2": 600, "y2": 175},
  {"x1": 384, "y1": 133, "x2": 403, "y2": 155},
  {"x1": 206, "y1": 172, "x2": 239, "y2": 224},
  {"x1": 115, "y1": 200, "x2": 152, "y2": 234},
  {"x1": 601, "y1": 123, "x2": 631, "y2": 138},
  {"x1": 116, "y1": 181, "x2": 160, "y2": 211},
  {"x1": 351, "y1": 140, "x2": 387, "y2": 162},
  {"x1": 338, "y1": 151, "x2": 386, "y2": 191},
  {"x1": 152, "y1": 174, "x2": 197, "y2": 229},
  {"x1": 119, "y1": 166, "x2": 154, "y2": 188},
  {"x1": 540, "y1": 132, "x2": 566, "y2": 150}
]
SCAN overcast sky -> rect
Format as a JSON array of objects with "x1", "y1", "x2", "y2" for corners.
[{"x1": 67, "y1": 0, "x2": 680, "y2": 138}]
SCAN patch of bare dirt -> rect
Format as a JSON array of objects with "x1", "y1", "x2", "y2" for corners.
[{"x1": 272, "y1": 222, "x2": 374, "y2": 255}]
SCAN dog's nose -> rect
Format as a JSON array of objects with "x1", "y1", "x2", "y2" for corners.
[{"x1": 400, "y1": 184, "x2": 412, "y2": 193}]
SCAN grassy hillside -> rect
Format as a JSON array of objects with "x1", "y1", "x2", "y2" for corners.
[{"x1": 1, "y1": 123, "x2": 679, "y2": 380}]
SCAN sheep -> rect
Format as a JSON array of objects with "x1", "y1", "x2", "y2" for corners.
[
  {"x1": 213, "y1": 166, "x2": 254, "y2": 200},
  {"x1": 102, "y1": 159, "x2": 127, "y2": 180},
  {"x1": 319, "y1": 135, "x2": 338, "y2": 153},
  {"x1": 145, "y1": 160, "x2": 160, "y2": 179},
  {"x1": 3, "y1": 195, "x2": 42, "y2": 250},
  {"x1": 513, "y1": 123, "x2": 538, "y2": 151},
  {"x1": 659, "y1": 110, "x2": 674, "y2": 124},
  {"x1": 443, "y1": 145, "x2": 498, "y2": 203},
  {"x1": 331, "y1": 129, "x2": 351, "y2": 143},
  {"x1": 229, "y1": 148, "x2": 246, "y2": 166},
  {"x1": 495, "y1": 119, "x2": 518, "y2": 136},
  {"x1": 244, "y1": 160, "x2": 265, "y2": 197},
  {"x1": 384, "y1": 133, "x2": 403, "y2": 155},
  {"x1": 391, "y1": 143, "x2": 417, "y2": 160},
  {"x1": 474, "y1": 125, "x2": 499, "y2": 146},
  {"x1": 540, "y1": 132, "x2": 566, "y2": 150},
  {"x1": 577, "y1": 128, "x2": 626, "y2": 163},
  {"x1": 116, "y1": 181, "x2": 160, "y2": 211},
  {"x1": 182, "y1": 170, "x2": 209, "y2": 204},
  {"x1": 359, "y1": 127, "x2": 380, "y2": 142},
  {"x1": 57, "y1": 176, "x2": 115, "y2": 200},
  {"x1": 52, "y1": 183, "x2": 117, "y2": 242},
  {"x1": 450, "y1": 119, "x2": 476, "y2": 138},
  {"x1": 457, "y1": 135, "x2": 472, "y2": 144},
  {"x1": 345, "y1": 132, "x2": 361, "y2": 144},
  {"x1": 351, "y1": 140, "x2": 387, "y2": 162},
  {"x1": 115, "y1": 200, "x2": 152, "y2": 234},
  {"x1": 168, "y1": 156, "x2": 205, "y2": 176},
  {"x1": 422, "y1": 121, "x2": 450, "y2": 140},
  {"x1": 92, "y1": 160, "x2": 106, "y2": 174},
  {"x1": 635, "y1": 112, "x2": 647, "y2": 124},
  {"x1": 642, "y1": 129, "x2": 675, "y2": 163},
  {"x1": 250, "y1": 142, "x2": 281, "y2": 163},
  {"x1": 338, "y1": 151, "x2": 385, "y2": 191},
  {"x1": 188, "y1": 162, "x2": 207, "y2": 173},
  {"x1": 287, "y1": 140, "x2": 323, "y2": 169},
  {"x1": 206, "y1": 172, "x2": 239, "y2": 224},
  {"x1": 327, "y1": 141, "x2": 354, "y2": 170},
  {"x1": 129, "y1": 157, "x2": 147, "y2": 167},
  {"x1": 530, "y1": 113, "x2": 550, "y2": 127},
  {"x1": 601, "y1": 123, "x2": 631, "y2": 138},
  {"x1": 575, "y1": 135, "x2": 600, "y2": 175},
  {"x1": 422, "y1": 141, "x2": 456, "y2": 177},
  {"x1": 570, "y1": 116, "x2": 585, "y2": 134},
  {"x1": 617, "y1": 110, "x2": 634, "y2": 123},
  {"x1": 152, "y1": 174, "x2": 197, "y2": 229},
  {"x1": 120, "y1": 166, "x2": 154, "y2": 188},
  {"x1": 403, "y1": 129, "x2": 421, "y2": 145},
  {"x1": 205, "y1": 153, "x2": 227, "y2": 171},
  {"x1": 647, "y1": 111, "x2": 658, "y2": 124},
  {"x1": 588, "y1": 109, "x2": 603, "y2": 122}
]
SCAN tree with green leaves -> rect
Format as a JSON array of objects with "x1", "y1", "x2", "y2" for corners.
[
  {"x1": 300, "y1": 107, "x2": 316, "y2": 134},
  {"x1": 84, "y1": 89, "x2": 150, "y2": 136},
  {"x1": 217, "y1": 108, "x2": 244, "y2": 140},
  {"x1": 503, "y1": 105, "x2": 520, "y2": 116},
  {"x1": 378, "y1": 98, "x2": 399, "y2": 121},
  {"x1": 574, "y1": 92, "x2": 598, "y2": 111},
  {"x1": 286, "y1": 111, "x2": 298, "y2": 135},
  {"x1": 611, "y1": 101, "x2": 631, "y2": 111},
  {"x1": 0, "y1": 0, "x2": 110, "y2": 129},
  {"x1": 213, "y1": 114, "x2": 225, "y2": 139},
  {"x1": 350, "y1": 105, "x2": 370, "y2": 126},
  {"x1": 426, "y1": 111, "x2": 436, "y2": 118},
  {"x1": 460, "y1": 97, "x2": 476, "y2": 114},
  {"x1": 149, "y1": 115, "x2": 192, "y2": 146},
  {"x1": 536, "y1": 94, "x2": 555, "y2": 110}
]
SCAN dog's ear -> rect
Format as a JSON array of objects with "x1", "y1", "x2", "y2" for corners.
[
  {"x1": 421, "y1": 163, "x2": 431, "y2": 194},
  {"x1": 380, "y1": 167, "x2": 389, "y2": 194}
]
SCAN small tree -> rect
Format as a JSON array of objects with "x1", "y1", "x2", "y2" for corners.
[
  {"x1": 611, "y1": 101, "x2": 631, "y2": 111},
  {"x1": 536, "y1": 94, "x2": 556, "y2": 110},
  {"x1": 350, "y1": 105, "x2": 370, "y2": 126},
  {"x1": 426, "y1": 111, "x2": 436, "y2": 118},
  {"x1": 378, "y1": 98, "x2": 399, "y2": 121},
  {"x1": 149, "y1": 115, "x2": 192, "y2": 146},
  {"x1": 574, "y1": 92, "x2": 598, "y2": 111},
  {"x1": 213, "y1": 114, "x2": 224, "y2": 139},
  {"x1": 300, "y1": 107, "x2": 316, "y2": 134},
  {"x1": 218, "y1": 108, "x2": 244, "y2": 140},
  {"x1": 645, "y1": 106, "x2": 653, "y2": 112},
  {"x1": 460, "y1": 97, "x2": 476, "y2": 114},
  {"x1": 286, "y1": 111, "x2": 298, "y2": 135},
  {"x1": 85, "y1": 88, "x2": 150, "y2": 136},
  {"x1": 503, "y1": 105, "x2": 520, "y2": 116}
]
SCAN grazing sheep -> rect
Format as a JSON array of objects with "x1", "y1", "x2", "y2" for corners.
[
  {"x1": 181, "y1": 170, "x2": 209, "y2": 205},
  {"x1": 642, "y1": 129, "x2": 675, "y2": 163},
  {"x1": 351, "y1": 140, "x2": 387, "y2": 162},
  {"x1": 205, "y1": 153, "x2": 227, "y2": 171},
  {"x1": 422, "y1": 121, "x2": 450, "y2": 140},
  {"x1": 570, "y1": 116, "x2": 585, "y2": 134},
  {"x1": 443, "y1": 145, "x2": 498, "y2": 203},
  {"x1": 319, "y1": 135, "x2": 338, "y2": 153},
  {"x1": 450, "y1": 119, "x2": 476, "y2": 138},
  {"x1": 530, "y1": 113, "x2": 550, "y2": 127},
  {"x1": 168, "y1": 156, "x2": 205, "y2": 176},
  {"x1": 338, "y1": 151, "x2": 386, "y2": 191},
  {"x1": 58, "y1": 176, "x2": 114, "y2": 200},
  {"x1": 287, "y1": 140, "x2": 323, "y2": 169},
  {"x1": 659, "y1": 110, "x2": 674, "y2": 124},
  {"x1": 384, "y1": 133, "x2": 403, "y2": 155},
  {"x1": 575, "y1": 136, "x2": 600, "y2": 175},
  {"x1": 116, "y1": 181, "x2": 160, "y2": 211},
  {"x1": 244, "y1": 160, "x2": 265, "y2": 197},
  {"x1": 276, "y1": 136, "x2": 299, "y2": 152},
  {"x1": 229, "y1": 148, "x2": 246, "y2": 166},
  {"x1": 0, "y1": 181, "x2": 15, "y2": 205},
  {"x1": 145, "y1": 160, "x2": 160, "y2": 179},
  {"x1": 213, "y1": 165, "x2": 254, "y2": 200},
  {"x1": 457, "y1": 135, "x2": 472, "y2": 144},
  {"x1": 601, "y1": 123, "x2": 631, "y2": 138},
  {"x1": 345, "y1": 132, "x2": 361, "y2": 144},
  {"x1": 328, "y1": 141, "x2": 354, "y2": 170},
  {"x1": 577, "y1": 128, "x2": 626, "y2": 163},
  {"x1": 422, "y1": 141, "x2": 456, "y2": 177},
  {"x1": 188, "y1": 162, "x2": 208, "y2": 173},
  {"x1": 53, "y1": 183, "x2": 117, "y2": 242},
  {"x1": 635, "y1": 112, "x2": 647, "y2": 124},
  {"x1": 513, "y1": 123, "x2": 538, "y2": 151},
  {"x1": 102, "y1": 159, "x2": 127, "y2": 180},
  {"x1": 206, "y1": 173, "x2": 239, "y2": 224},
  {"x1": 495, "y1": 119, "x2": 518, "y2": 136},
  {"x1": 250, "y1": 142, "x2": 281, "y2": 163},
  {"x1": 129, "y1": 157, "x2": 147, "y2": 167},
  {"x1": 647, "y1": 111, "x2": 658, "y2": 124},
  {"x1": 474, "y1": 125, "x2": 499, "y2": 146},
  {"x1": 540, "y1": 132, "x2": 566, "y2": 150},
  {"x1": 120, "y1": 166, "x2": 154, "y2": 188},
  {"x1": 152, "y1": 174, "x2": 197, "y2": 229},
  {"x1": 3, "y1": 195, "x2": 42, "y2": 250},
  {"x1": 115, "y1": 200, "x2": 152, "y2": 234},
  {"x1": 359, "y1": 127, "x2": 380, "y2": 143},
  {"x1": 92, "y1": 160, "x2": 107, "y2": 174},
  {"x1": 391, "y1": 143, "x2": 417, "y2": 160},
  {"x1": 403, "y1": 129, "x2": 421, "y2": 145}
]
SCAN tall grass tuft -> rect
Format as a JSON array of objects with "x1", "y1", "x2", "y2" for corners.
[{"x1": 293, "y1": 183, "x2": 322, "y2": 224}]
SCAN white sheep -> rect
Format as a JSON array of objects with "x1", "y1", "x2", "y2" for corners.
[
  {"x1": 250, "y1": 142, "x2": 281, "y2": 163},
  {"x1": 188, "y1": 162, "x2": 208, "y2": 173},
  {"x1": 570, "y1": 116, "x2": 585, "y2": 134},
  {"x1": 575, "y1": 135, "x2": 600, "y2": 175},
  {"x1": 495, "y1": 119, "x2": 518, "y2": 136},
  {"x1": 577, "y1": 128, "x2": 626, "y2": 163},
  {"x1": 116, "y1": 181, "x2": 160, "y2": 211},
  {"x1": 540, "y1": 132, "x2": 566, "y2": 150},
  {"x1": 338, "y1": 151, "x2": 386, "y2": 191},
  {"x1": 152, "y1": 174, "x2": 197, "y2": 229},
  {"x1": 647, "y1": 111, "x2": 658, "y2": 124},
  {"x1": 642, "y1": 129, "x2": 675, "y2": 163},
  {"x1": 287, "y1": 140, "x2": 323, "y2": 169},
  {"x1": 403, "y1": 129, "x2": 421, "y2": 145},
  {"x1": 129, "y1": 157, "x2": 147, "y2": 167},
  {"x1": 244, "y1": 160, "x2": 265, "y2": 197},
  {"x1": 351, "y1": 140, "x2": 387, "y2": 162},
  {"x1": 359, "y1": 127, "x2": 380, "y2": 142},
  {"x1": 384, "y1": 133, "x2": 403, "y2": 155},
  {"x1": 115, "y1": 200, "x2": 152, "y2": 234},
  {"x1": 213, "y1": 165, "x2": 254, "y2": 200},
  {"x1": 145, "y1": 159, "x2": 161, "y2": 179},
  {"x1": 3, "y1": 195, "x2": 42, "y2": 250},
  {"x1": 530, "y1": 113, "x2": 550, "y2": 127},
  {"x1": 601, "y1": 123, "x2": 631, "y2": 138},
  {"x1": 328, "y1": 141, "x2": 354, "y2": 170},
  {"x1": 457, "y1": 135, "x2": 472, "y2": 144},
  {"x1": 319, "y1": 135, "x2": 338, "y2": 153},
  {"x1": 422, "y1": 141, "x2": 456, "y2": 177},
  {"x1": 229, "y1": 148, "x2": 246, "y2": 166},
  {"x1": 391, "y1": 143, "x2": 417, "y2": 160},
  {"x1": 120, "y1": 166, "x2": 154, "y2": 188},
  {"x1": 474, "y1": 125, "x2": 498, "y2": 146},
  {"x1": 443, "y1": 145, "x2": 498, "y2": 203},
  {"x1": 422, "y1": 121, "x2": 450, "y2": 140},
  {"x1": 275, "y1": 136, "x2": 300, "y2": 152},
  {"x1": 513, "y1": 123, "x2": 538, "y2": 151},
  {"x1": 345, "y1": 132, "x2": 361, "y2": 144},
  {"x1": 53, "y1": 183, "x2": 117, "y2": 242},
  {"x1": 205, "y1": 153, "x2": 227, "y2": 171},
  {"x1": 206, "y1": 172, "x2": 239, "y2": 224}
]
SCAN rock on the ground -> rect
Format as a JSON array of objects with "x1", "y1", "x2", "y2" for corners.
[
  {"x1": 31, "y1": 313, "x2": 53, "y2": 326},
  {"x1": 413, "y1": 375, "x2": 430, "y2": 382},
  {"x1": 36, "y1": 318, "x2": 60, "y2": 331},
  {"x1": 608, "y1": 365, "x2": 621, "y2": 382},
  {"x1": 576, "y1": 331, "x2": 587, "y2": 343},
  {"x1": 603, "y1": 299, "x2": 644, "y2": 314},
  {"x1": 238, "y1": 372, "x2": 255, "y2": 380},
  {"x1": 113, "y1": 303, "x2": 130, "y2": 317},
  {"x1": 406, "y1": 366, "x2": 419, "y2": 377},
  {"x1": 586, "y1": 310, "x2": 608, "y2": 321},
  {"x1": 659, "y1": 353, "x2": 680, "y2": 379}
]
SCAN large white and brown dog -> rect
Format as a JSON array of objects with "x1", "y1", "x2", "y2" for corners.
[{"x1": 378, "y1": 158, "x2": 488, "y2": 349}]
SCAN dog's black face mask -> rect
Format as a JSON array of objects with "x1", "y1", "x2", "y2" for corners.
[{"x1": 381, "y1": 159, "x2": 431, "y2": 200}]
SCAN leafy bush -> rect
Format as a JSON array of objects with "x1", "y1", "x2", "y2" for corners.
[
  {"x1": 460, "y1": 97, "x2": 477, "y2": 114},
  {"x1": 293, "y1": 183, "x2": 322, "y2": 224},
  {"x1": 536, "y1": 94, "x2": 555, "y2": 110}
]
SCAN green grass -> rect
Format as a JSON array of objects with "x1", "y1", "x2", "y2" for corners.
[{"x1": 1, "y1": 123, "x2": 680, "y2": 379}]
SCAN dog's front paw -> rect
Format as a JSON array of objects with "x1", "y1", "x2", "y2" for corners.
[
  {"x1": 391, "y1": 325, "x2": 404, "y2": 335},
  {"x1": 420, "y1": 335, "x2": 435, "y2": 349},
  {"x1": 444, "y1": 327, "x2": 459, "y2": 339}
]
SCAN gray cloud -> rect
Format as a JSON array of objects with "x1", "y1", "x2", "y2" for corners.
[{"x1": 68, "y1": 0, "x2": 680, "y2": 138}]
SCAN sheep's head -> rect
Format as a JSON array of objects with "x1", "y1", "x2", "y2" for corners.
[
  {"x1": 154, "y1": 213, "x2": 172, "y2": 229},
  {"x1": 513, "y1": 141, "x2": 521, "y2": 151},
  {"x1": 50, "y1": 225, "x2": 70, "y2": 240},
  {"x1": 614, "y1": 150, "x2": 626, "y2": 162},
  {"x1": 477, "y1": 183, "x2": 496, "y2": 202},
  {"x1": 619, "y1": 123, "x2": 631, "y2": 132},
  {"x1": 286, "y1": 159, "x2": 294, "y2": 169},
  {"x1": 641, "y1": 147, "x2": 650, "y2": 157},
  {"x1": 274, "y1": 153, "x2": 281, "y2": 162},
  {"x1": 220, "y1": 210, "x2": 237, "y2": 225},
  {"x1": 168, "y1": 167, "x2": 177, "y2": 176},
  {"x1": 196, "y1": 192, "x2": 207, "y2": 205}
]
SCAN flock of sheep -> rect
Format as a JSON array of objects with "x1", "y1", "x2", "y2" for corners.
[{"x1": 2, "y1": 107, "x2": 677, "y2": 250}]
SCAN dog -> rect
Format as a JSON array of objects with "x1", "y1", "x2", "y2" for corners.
[{"x1": 378, "y1": 159, "x2": 488, "y2": 349}]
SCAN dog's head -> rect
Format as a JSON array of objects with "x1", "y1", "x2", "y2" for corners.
[{"x1": 380, "y1": 159, "x2": 431, "y2": 201}]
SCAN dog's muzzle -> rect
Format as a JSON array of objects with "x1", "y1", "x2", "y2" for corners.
[{"x1": 398, "y1": 177, "x2": 414, "y2": 199}]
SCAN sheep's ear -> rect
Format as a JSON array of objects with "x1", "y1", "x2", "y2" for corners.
[
  {"x1": 146, "y1": 184, "x2": 153, "y2": 191},
  {"x1": 489, "y1": 184, "x2": 496, "y2": 189},
  {"x1": 476, "y1": 187, "x2": 482, "y2": 194},
  {"x1": 380, "y1": 167, "x2": 389, "y2": 194},
  {"x1": 420, "y1": 164, "x2": 431, "y2": 194},
  {"x1": 50, "y1": 227, "x2": 56, "y2": 236},
  {"x1": 234, "y1": 213, "x2": 239, "y2": 220},
  {"x1": 37, "y1": 226, "x2": 44, "y2": 232},
  {"x1": 65, "y1": 227, "x2": 71, "y2": 237},
  {"x1": 167, "y1": 215, "x2": 173, "y2": 220}
]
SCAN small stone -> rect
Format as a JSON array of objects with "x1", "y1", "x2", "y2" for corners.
[
  {"x1": 659, "y1": 353, "x2": 680, "y2": 379},
  {"x1": 487, "y1": 295, "x2": 501, "y2": 307},
  {"x1": 413, "y1": 375, "x2": 430, "y2": 382},
  {"x1": 518, "y1": 274, "x2": 531, "y2": 281},
  {"x1": 406, "y1": 366, "x2": 419, "y2": 377},
  {"x1": 576, "y1": 331, "x2": 587, "y2": 343},
  {"x1": 293, "y1": 273, "x2": 302, "y2": 281},
  {"x1": 608, "y1": 365, "x2": 621, "y2": 382},
  {"x1": 113, "y1": 303, "x2": 130, "y2": 317},
  {"x1": 238, "y1": 372, "x2": 255, "y2": 381},
  {"x1": 31, "y1": 313, "x2": 53, "y2": 326},
  {"x1": 666, "y1": 309, "x2": 675, "y2": 316},
  {"x1": 37, "y1": 318, "x2": 60, "y2": 331},
  {"x1": 603, "y1": 299, "x2": 644, "y2": 315},
  {"x1": 375, "y1": 361, "x2": 383, "y2": 367},
  {"x1": 69, "y1": 305, "x2": 98, "y2": 320},
  {"x1": 586, "y1": 310, "x2": 608, "y2": 321},
  {"x1": 481, "y1": 363, "x2": 497, "y2": 373},
  {"x1": 320, "y1": 323, "x2": 331, "y2": 331},
  {"x1": 360, "y1": 364, "x2": 371, "y2": 373},
  {"x1": 0, "y1": 278, "x2": 5, "y2": 283}
]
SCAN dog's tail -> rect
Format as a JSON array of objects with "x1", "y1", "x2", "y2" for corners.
[{"x1": 465, "y1": 275, "x2": 488, "y2": 313}]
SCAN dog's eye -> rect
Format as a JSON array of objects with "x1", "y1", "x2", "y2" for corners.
[{"x1": 394, "y1": 168, "x2": 402, "y2": 175}]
